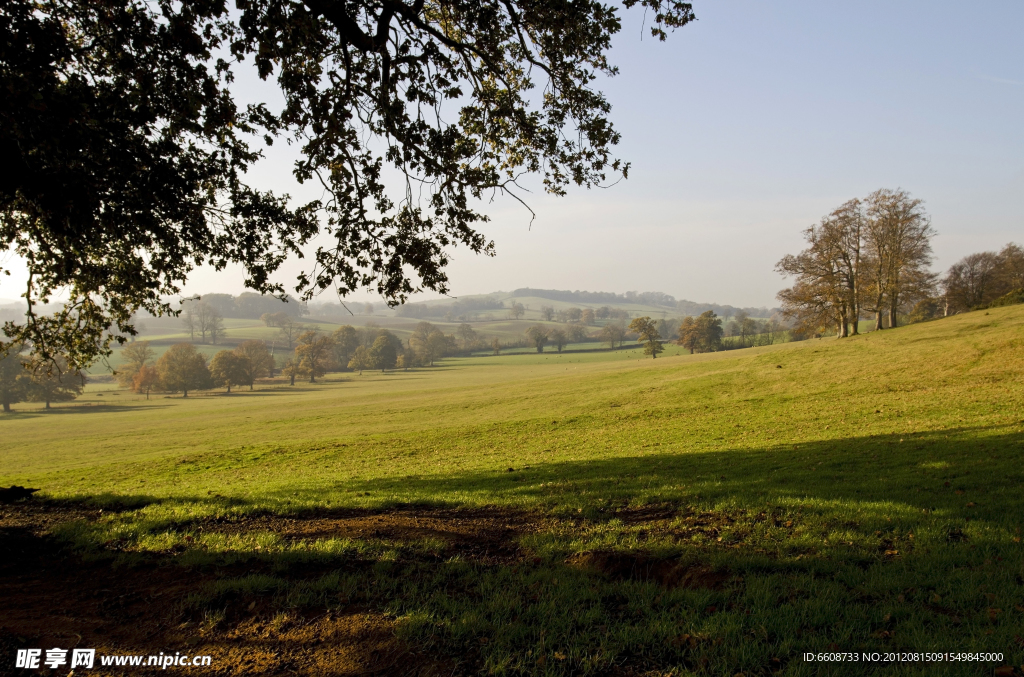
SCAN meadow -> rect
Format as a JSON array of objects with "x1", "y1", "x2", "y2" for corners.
[{"x1": 1, "y1": 305, "x2": 1023, "y2": 676}]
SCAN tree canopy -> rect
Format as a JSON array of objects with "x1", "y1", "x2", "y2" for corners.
[{"x1": 1, "y1": 0, "x2": 695, "y2": 368}]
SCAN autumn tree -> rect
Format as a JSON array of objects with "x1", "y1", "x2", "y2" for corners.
[
  {"x1": 181, "y1": 304, "x2": 197, "y2": 341},
  {"x1": 942, "y1": 252, "x2": 1002, "y2": 313},
  {"x1": 278, "y1": 318, "x2": 304, "y2": 351},
  {"x1": 491, "y1": 337, "x2": 503, "y2": 355},
  {"x1": 599, "y1": 321, "x2": 626, "y2": 349},
  {"x1": 508, "y1": 302, "x2": 526, "y2": 320},
  {"x1": 457, "y1": 323, "x2": 478, "y2": 352},
  {"x1": 565, "y1": 322, "x2": 588, "y2": 343},
  {"x1": 116, "y1": 340, "x2": 155, "y2": 388},
  {"x1": 234, "y1": 340, "x2": 275, "y2": 389},
  {"x1": 0, "y1": 345, "x2": 29, "y2": 412},
  {"x1": 864, "y1": 189, "x2": 936, "y2": 329},
  {"x1": 368, "y1": 335, "x2": 398, "y2": 372},
  {"x1": 997, "y1": 243, "x2": 1024, "y2": 291},
  {"x1": 261, "y1": 311, "x2": 292, "y2": 328},
  {"x1": 26, "y1": 355, "x2": 85, "y2": 408},
  {"x1": 409, "y1": 322, "x2": 448, "y2": 366},
  {"x1": 581, "y1": 308, "x2": 596, "y2": 325},
  {"x1": 526, "y1": 325, "x2": 549, "y2": 353},
  {"x1": 132, "y1": 365, "x2": 160, "y2": 399},
  {"x1": 156, "y1": 343, "x2": 211, "y2": 397},
  {"x1": 540, "y1": 306, "x2": 555, "y2": 322},
  {"x1": 628, "y1": 317, "x2": 664, "y2": 358},
  {"x1": 209, "y1": 351, "x2": 249, "y2": 393},
  {"x1": 550, "y1": 329, "x2": 568, "y2": 352},
  {"x1": 281, "y1": 358, "x2": 303, "y2": 385},
  {"x1": 348, "y1": 346, "x2": 371, "y2": 374},
  {"x1": 327, "y1": 326, "x2": 357, "y2": 371},
  {"x1": 678, "y1": 312, "x2": 722, "y2": 354},
  {"x1": 295, "y1": 330, "x2": 336, "y2": 383}
]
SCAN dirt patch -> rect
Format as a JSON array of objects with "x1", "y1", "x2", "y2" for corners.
[
  {"x1": 203, "y1": 506, "x2": 544, "y2": 565},
  {"x1": 568, "y1": 550, "x2": 731, "y2": 590},
  {"x1": 0, "y1": 503, "x2": 474, "y2": 676}
]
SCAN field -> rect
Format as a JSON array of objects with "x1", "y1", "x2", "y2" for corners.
[{"x1": 2, "y1": 305, "x2": 1023, "y2": 675}]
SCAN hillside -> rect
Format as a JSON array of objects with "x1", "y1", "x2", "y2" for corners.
[{"x1": 1, "y1": 305, "x2": 1022, "y2": 674}]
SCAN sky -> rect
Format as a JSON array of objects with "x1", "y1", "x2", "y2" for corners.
[{"x1": 2, "y1": 0, "x2": 1022, "y2": 308}]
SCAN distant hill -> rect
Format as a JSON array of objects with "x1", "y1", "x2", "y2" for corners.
[{"x1": 394, "y1": 288, "x2": 778, "y2": 320}]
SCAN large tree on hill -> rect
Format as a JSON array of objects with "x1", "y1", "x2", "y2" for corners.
[
  {"x1": 678, "y1": 311, "x2": 721, "y2": 354},
  {"x1": 156, "y1": 344, "x2": 212, "y2": 397},
  {"x1": 210, "y1": 350, "x2": 249, "y2": 393},
  {"x1": 628, "y1": 316, "x2": 663, "y2": 358},
  {"x1": 234, "y1": 340, "x2": 276, "y2": 388},
  {"x1": 526, "y1": 325, "x2": 549, "y2": 353},
  {"x1": 863, "y1": 189, "x2": 936, "y2": 330},
  {"x1": 1, "y1": 0, "x2": 695, "y2": 369},
  {"x1": 295, "y1": 329, "x2": 336, "y2": 382},
  {"x1": 115, "y1": 341, "x2": 155, "y2": 388}
]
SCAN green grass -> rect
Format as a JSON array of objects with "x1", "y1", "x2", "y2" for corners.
[{"x1": 3, "y1": 306, "x2": 1024, "y2": 675}]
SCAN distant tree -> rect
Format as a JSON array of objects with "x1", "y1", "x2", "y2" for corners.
[
  {"x1": 540, "y1": 306, "x2": 555, "y2": 322},
  {"x1": 116, "y1": 341, "x2": 155, "y2": 388},
  {"x1": 997, "y1": 243, "x2": 1024, "y2": 291},
  {"x1": 508, "y1": 302, "x2": 526, "y2": 320},
  {"x1": 550, "y1": 328, "x2": 568, "y2": 352},
  {"x1": 206, "y1": 307, "x2": 226, "y2": 345},
  {"x1": 295, "y1": 330, "x2": 335, "y2": 383},
  {"x1": 596, "y1": 306, "x2": 611, "y2": 320},
  {"x1": 368, "y1": 335, "x2": 398, "y2": 372},
  {"x1": 566, "y1": 307, "x2": 583, "y2": 323},
  {"x1": 364, "y1": 303, "x2": 374, "y2": 315},
  {"x1": 261, "y1": 311, "x2": 292, "y2": 328},
  {"x1": 581, "y1": 308, "x2": 596, "y2": 325},
  {"x1": 181, "y1": 302, "x2": 197, "y2": 341},
  {"x1": 331, "y1": 325, "x2": 360, "y2": 371},
  {"x1": 278, "y1": 318, "x2": 303, "y2": 351},
  {"x1": 234, "y1": 340, "x2": 275, "y2": 389},
  {"x1": 156, "y1": 343, "x2": 211, "y2": 397},
  {"x1": 491, "y1": 337, "x2": 503, "y2": 355},
  {"x1": 739, "y1": 314, "x2": 759, "y2": 348},
  {"x1": 565, "y1": 322, "x2": 587, "y2": 343},
  {"x1": 457, "y1": 323, "x2": 478, "y2": 352},
  {"x1": 209, "y1": 351, "x2": 249, "y2": 393},
  {"x1": 526, "y1": 325, "x2": 549, "y2": 353},
  {"x1": 942, "y1": 252, "x2": 1003, "y2": 313},
  {"x1": 26, "y1": 356, "x2": 86, "y2": 408},
  {"x1": 281, "y1": 357, "x2": 303, "y2": 385},
  {"x1": 679, "y1": 312, "x2": 723, "y2": 353},
  {"x1": 348, "y1": 346, "x2": 371, "y2": 374},
  {"x1": 678, "y1": 316, "x2": 698, "y2": 354},
  {"x1": 0, "y1": 345, "x2": 30, "y2": 412},
  {"x1": 628, "y1": 317, "x2": 664, "y2": 358},
  {"x1": 132, "y1": 364, "x2": 160, "y2": 399},
  {"x1": 599, "y1": 321, "x2": 626, "y2": 349},
  {"x1": 409, "y1": 322, "x2": 448, "y2": 366}
]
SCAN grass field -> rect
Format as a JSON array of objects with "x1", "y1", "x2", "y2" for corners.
[{"x1": 2, "y1": 305, "x2": 1023, "y2": 675}]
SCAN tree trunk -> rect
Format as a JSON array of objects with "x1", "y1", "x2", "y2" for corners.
[
  {"x1": 290, "y1": 373, "x2": 296, "y2": 385},
  {"x1": 888, "y1": 302, "x2": 898, "y2": 329},
  {"x1": 2, "y1": 401, "x2": 9, "y2": 412},
  {"x1": 45, "y1": 400, "x2": 51, "y2": 409},
  {"x1": 183, "y1": 389, "x2": 188, "y2": 398},
  {"x1": 226, "y1": 384, "x2": 231, "y2": 393},
  {"x1": 875, "y1": 308, "x2": 884, "y2": 331}
]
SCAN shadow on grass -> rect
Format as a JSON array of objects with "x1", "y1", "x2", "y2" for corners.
[{"x1": 7, "y1": 426, "x2": 1023, "y2": 675}]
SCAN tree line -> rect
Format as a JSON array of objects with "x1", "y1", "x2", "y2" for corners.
[{"x1": 776, "y1": 188, "x2": 1023, "y2": 338}]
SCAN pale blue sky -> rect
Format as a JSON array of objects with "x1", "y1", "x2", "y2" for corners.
[{"x1": 2, "y1": 1, "x2": 1021, "y2": 308}]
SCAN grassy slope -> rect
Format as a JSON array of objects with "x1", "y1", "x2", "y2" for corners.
[{"x1": 2, "y1": 306, "x2": 1023, "y2": 674}]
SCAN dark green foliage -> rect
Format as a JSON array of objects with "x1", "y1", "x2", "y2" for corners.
[
  {"x1": 1, "y1": 0, "x2": 695, "y2": 369},
  {"x1": 981, "y1": 287, "x2": 1024, "y2": 309}
]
